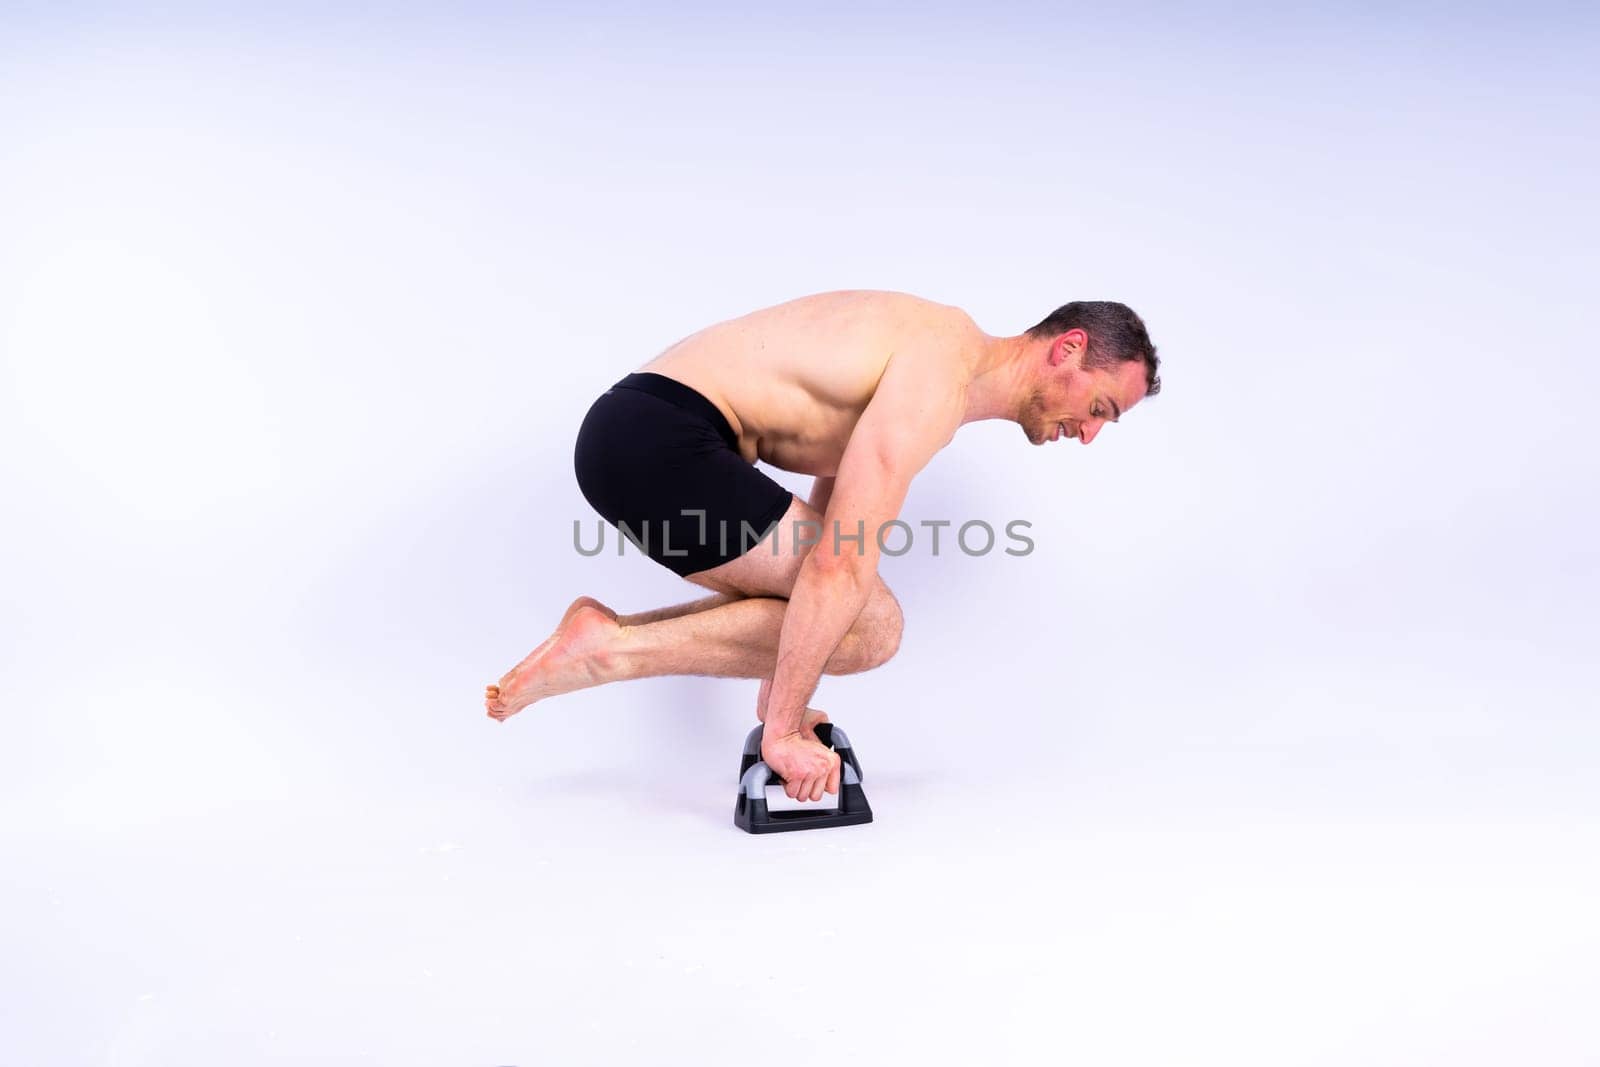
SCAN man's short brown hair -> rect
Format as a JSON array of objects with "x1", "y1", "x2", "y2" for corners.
[{"x1": 1026, "y1": 300, "x2": 1161, "y2": 396}]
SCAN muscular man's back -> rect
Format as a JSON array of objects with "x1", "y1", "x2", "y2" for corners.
[{"x1": 640, "y1": 289, "x2": 975, "y2": 476}]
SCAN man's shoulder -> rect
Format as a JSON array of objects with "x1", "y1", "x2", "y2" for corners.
[
  {"x1": 877, "y1": 305, "x2": 980, "y2": 393},
  {"x1": 867, "y1": 336, "x2": 970, "y2": 444},
  {"x1": 886, "y1": 291, "x2": 977, "y2": 335}
]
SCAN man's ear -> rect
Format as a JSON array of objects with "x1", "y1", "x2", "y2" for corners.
[{"x1": 1049, "y1": 329, "x2": 1088, "y2": 366}]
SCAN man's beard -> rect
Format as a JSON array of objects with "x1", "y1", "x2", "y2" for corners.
[{"x1": 1020, "y1": 386, "x2": 1048, "y2": 444}]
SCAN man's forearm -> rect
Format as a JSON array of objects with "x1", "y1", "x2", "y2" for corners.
[{"x1": 764, "y1": 551, "x2": 872, "y2": 736}]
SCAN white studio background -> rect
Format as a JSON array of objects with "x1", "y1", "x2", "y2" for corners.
[{"x1": 2, "y1": 4, "x2": 1596, "y2": 1065}]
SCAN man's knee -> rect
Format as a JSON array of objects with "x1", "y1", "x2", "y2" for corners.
[{"x1": 851, "y1": 579, "x2": 903, "y2": 671}]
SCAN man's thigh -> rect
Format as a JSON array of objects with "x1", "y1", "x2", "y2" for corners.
[
  {"x1": 687, "y1": 495, "x2": 892, "y2": 604},
  {"x1": 686, "y1": 495, "x2": 820, "y2": 599}
]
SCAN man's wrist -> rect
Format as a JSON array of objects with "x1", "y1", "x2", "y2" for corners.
[{"x1": 763, "y1": 704, "x2": 804, "y2": 737}]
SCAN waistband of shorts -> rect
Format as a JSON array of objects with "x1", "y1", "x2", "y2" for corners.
[{"x1": 610, "y1": 372, "x2": 737, "y2": 449}]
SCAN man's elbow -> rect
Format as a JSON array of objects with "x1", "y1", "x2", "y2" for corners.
[{"x1": 804, "y1": 536, "x2": 878, "y2": 591}]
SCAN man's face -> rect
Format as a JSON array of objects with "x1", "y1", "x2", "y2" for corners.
[{"x1": 1021, "y1": 333, "x2": 1148, "y2": 447}]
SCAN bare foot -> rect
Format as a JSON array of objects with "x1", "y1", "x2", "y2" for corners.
[{"x1": 485, "y1": 597, "x2": 619, "y2": 721}]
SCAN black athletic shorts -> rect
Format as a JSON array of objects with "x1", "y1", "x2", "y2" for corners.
[{"x1": 573, "y1": 372, "x2": 794, "y2": 578}]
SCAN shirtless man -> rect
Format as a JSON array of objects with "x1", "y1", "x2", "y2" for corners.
[{"x1": 484, "y1": 290, "x2": 1160, "y2": 804}]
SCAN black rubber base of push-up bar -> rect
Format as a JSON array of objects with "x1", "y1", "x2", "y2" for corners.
[{"x1": 733, "y1": 722, "x2": 873, "y2": 834}]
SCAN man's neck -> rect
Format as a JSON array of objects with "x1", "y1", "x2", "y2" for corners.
[{"x1": 961, "y1": 332, "x2": 1037, "y2": 426}]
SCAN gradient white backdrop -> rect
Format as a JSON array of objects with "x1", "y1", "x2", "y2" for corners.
[{"x1": 2, "y1": 4, "x2": 1597, "y2": 1065}]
